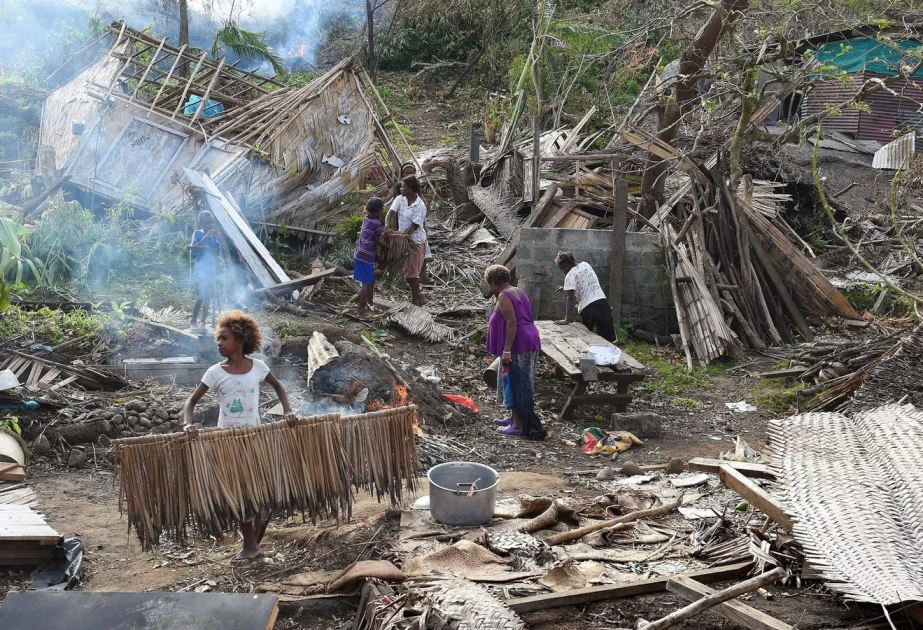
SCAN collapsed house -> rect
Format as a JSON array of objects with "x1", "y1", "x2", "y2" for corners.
[{"x1": 35, "y1": 21, "x2": 402, "y2": 286}]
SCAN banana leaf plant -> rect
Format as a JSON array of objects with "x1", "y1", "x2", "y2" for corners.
[{"x1": 0, "y1": 217, "x2": 44, "y2": 311}]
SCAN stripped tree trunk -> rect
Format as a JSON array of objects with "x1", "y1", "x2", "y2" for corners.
[{"x1": 639, "y1": 0, "x2": 748, "y2": 217}]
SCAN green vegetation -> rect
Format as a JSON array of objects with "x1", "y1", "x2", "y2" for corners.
[
  {"x1": 0, "y1": 217, "x2": 43, "y2": 311},
  {"x1": 0, "y1": 304, "x2": 108, "y2": 344},
  {"x1": 620, "y1": 339, "x2": 731, "y2": 396},
  {"x1": 752, "y1": 378, "x2": 804, "y2": 414}
]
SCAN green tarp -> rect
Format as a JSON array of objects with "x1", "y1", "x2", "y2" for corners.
[{"x1": 816, "y1": 38, "x2": 922, "y2": 76}]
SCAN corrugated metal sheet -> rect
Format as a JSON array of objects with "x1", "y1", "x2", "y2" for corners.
[
  {"x1": 858, "y1": 72, "x2": 923, "y2": 143},
  {"x1": 802, "y1": 71, "x2": 864, "y2": 137},
  {"x1": 872, "y1": 133, "x2": 915, "y2": 169}
]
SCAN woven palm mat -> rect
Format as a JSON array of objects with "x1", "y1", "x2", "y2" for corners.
[
  {"x1": 386, "y1": 302, "x2": 457, "y2": 343},
  {"x1": 768, "y1": 403, "x2": 923, "y2": 604},
  {"x1": 412, "y1": 576, "x2": 526, "y2": 630},
  {"x1": 841, "y1": 323, "x2": 923, "y2": 413}
]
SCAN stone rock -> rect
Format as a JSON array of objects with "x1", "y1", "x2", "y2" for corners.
[
  {"x1": 128, "y1": 416, "x2": 140, "y2": 426},
  {"x1": 620, "y1": 461, "x2": 643, "y2": 476},
  {"x1": 139, "y1": 413, "x2": 151, "y2": 421},
  {"x1": 667, "y1": 458, "x2": 684, "y2": 474},
  {"x1": 126, "y1": 400, "x2": 147, "y2": 413},
  {"x1": 168, "y1": 407, "x2": 181, "y2": 416},
  {"x1": 32, "y1": 434, "x2": 51, "y2": 456},
  {"x1": 112, "y1": 414, "x2": 125, "y2": 426},
  {"x1": 100, "y1": 419, "x2": 111, "y2": 435},
  {"x1": 596, "y1": 466, "x2": 614, "y2": 481},
  {"x1": 155, "y1": 408, "x2": 169, "y2": 421},
  {"x1": 67, "y1": 448, "x2": 87, "y2": 469},
  {"x1": 153, "y1": 416, "x2": 164, "y2": 425},
  {"x1": 97, "y1": 434, "x2": 111, "y2": 449},
  {"x1": 610, "y1": 412, "x2": 664, "y2": 438},
  {"x1": 100, "y1": 410, "x2": 114, "y2": 419},
  {"x1": 139, "y1": 418, "x2": 152, "y2": 429}
]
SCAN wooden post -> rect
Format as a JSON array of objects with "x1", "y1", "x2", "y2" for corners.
[
  {"x1": 609, "y1": 177, "x2": 628, "y2": 327},
  {"x1": 532, "y1": 113, "x2": 541, "y2": 206},
  {"x1": 469, "y1": 122, "x2": 479, "y2": 163}
]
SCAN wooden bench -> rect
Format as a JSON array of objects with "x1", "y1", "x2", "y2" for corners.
[{"x1": 535, "y1": 321, "x2": 646, "y2": 421}]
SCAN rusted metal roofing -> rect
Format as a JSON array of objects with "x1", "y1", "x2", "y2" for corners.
[
  {"x1": 802, "y1": 72, "x2": 864, "y2": 138},
  {"x1": 872, "y1": 133, "x2": 916, "y2": 170}
]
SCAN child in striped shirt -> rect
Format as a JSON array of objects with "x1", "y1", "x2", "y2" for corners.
[{"x1": 354, "y1": 197, "x2": 386, "y2": 318}]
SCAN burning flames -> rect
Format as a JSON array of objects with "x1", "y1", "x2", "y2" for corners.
[
  {"x1": 369, "y1": 377, "x2": 423, "y2": 436},
  {"x1": 287, "y1": 42, "x2": 306, "y2": 58}
]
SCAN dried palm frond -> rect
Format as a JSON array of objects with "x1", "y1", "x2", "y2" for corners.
[
  {"x1": 386, "y1": 302, "x2": 457, "y2": 343},
  {"x1": 377, "y1": 231, "x2": 418, "y2": 277},
  {"x1": 114, "y1": 406, "x2": 419, "y2": 549}
]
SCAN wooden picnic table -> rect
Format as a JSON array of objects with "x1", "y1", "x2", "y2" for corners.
[{"x1": 535, "y1": 321, "x2": 647, "y2": 421}]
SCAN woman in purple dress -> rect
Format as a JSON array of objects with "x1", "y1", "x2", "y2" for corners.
[{"x1": 484, "y1": 265, "x2": 545, "y2": 440}]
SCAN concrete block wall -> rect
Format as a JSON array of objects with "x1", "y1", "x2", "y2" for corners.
[{"x1": 517, "y1": 228, "x2": 676, "y2": 335}]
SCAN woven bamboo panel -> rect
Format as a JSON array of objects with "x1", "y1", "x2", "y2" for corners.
[
  {"x1": 768, "y1": 404, "x2": 923, "y2": 604},
  {"x1": 414, "y1": 577, "x2": 526, "y2": 629}
]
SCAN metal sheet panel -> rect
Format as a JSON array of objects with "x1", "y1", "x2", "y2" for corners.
[
  {"x1": 872, "y1": 132, "x2": 915, "y2": 169},
  {"x1": 858, "y1": 73, "x2": 923, "y2": 143},
  {"x1": 802, "y1": 72, "x2": 864, "y2": 137}
]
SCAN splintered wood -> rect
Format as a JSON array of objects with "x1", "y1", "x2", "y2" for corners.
[
  {"x1": 655, "y1": 170, "x2": 857, "y2": 367},
  {"x1": 114, "y1": 407, "x2": 419, "y2": 549}
]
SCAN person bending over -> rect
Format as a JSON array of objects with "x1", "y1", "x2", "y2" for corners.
[{"x1": 553, "y1": 251, "x2": 616, "y2": 342}]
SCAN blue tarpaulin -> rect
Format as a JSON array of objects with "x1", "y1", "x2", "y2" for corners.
[{"x1": 184, "y1": 95, "x2": 224, "y2": 118}]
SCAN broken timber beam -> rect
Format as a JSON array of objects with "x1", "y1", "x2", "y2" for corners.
[
  {"x1": 719, "y1": 464, "x2": 792, "y2": 530},
  {"x1": 495, "y1": 182, "x2": 559, "y2": 270},
  {"x1": 506, "y1": 562, "x2": 753, "y2": 613},
  {"x1": 125, "y1": 316, "x2": 199, "y2": 340},
  {"x1": 544, "y1": 498, "x2": 681, "y2": 546},
  {"x1": 687, "y1": 458, "x2": 774, "y2": 480},
  {"x1": 252, "y1": 268, "x2": 337, "y2": 296},
  {"x1": 667, "y1": 575, "x2": 794, "y2": 630},
  {"x1": 640, "y1": 568, "x2": 785, "y2": 630}
]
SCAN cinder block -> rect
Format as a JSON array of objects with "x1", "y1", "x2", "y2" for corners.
[{"x1": 611, "y1": 412, "x2": 664, "y2": 438}]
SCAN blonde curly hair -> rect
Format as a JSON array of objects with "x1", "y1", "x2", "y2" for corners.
[{"x1": 216, "y1": 310, "x2": 263, "y2": 355}]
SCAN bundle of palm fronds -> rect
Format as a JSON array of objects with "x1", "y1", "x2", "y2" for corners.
[
  {"x1": 376, "y1": 231, "x2": 418, "y2": 277},
  {"x1": 114, "y1": 406, "x2": 420, "y2": 549}
]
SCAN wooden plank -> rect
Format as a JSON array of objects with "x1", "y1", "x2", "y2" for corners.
[
  {"x1": 496, "y1": 182, "x2": 560, "y2": 268},
  {"x1": 184, "y1": 169, "x2": 276, "y2": 288},
  {"x1": 0, "y1": 591, "x2": 280, "y2": 629},
  {"x1": 50, "y1": 375, "x2": 80, "y2": 391},
  {"x1": 687, "y1": 458, "x2": 774, "y2": 480},
  {"x1": 252, "y1": 267, "x2": 336, "y2": 296},
  {"x1": 719, "y1": 464, "x2": 793, "y2": 530},
  {"x1": 750, "y1": 239, "x2": 814, "y2": 341},
  {"x1": 125, "y1": 316, "x2": 198, "y2": 340},
  {"x1": 506, "y1": 562, "x2": 753, "y2": 613},
  {"x1": 758, "y1": 368, "x2": 805, "y2": 379},
  {"x1": 667, "y1": 576, "x2": 794, "y2": 630},
  {"x1": 0, "y1": 525, "x2": 61, "y2": 543},
  {"x1": 0, "y1": 465, "x2": 25, "y2": 482},
  {"x1": 216, "y1": 174, "x2": 289, "y2": 285},
  {"x1": 193, "y1": 171, "x2": 290, "y2": 285},
  {"x1": 25, "y1": 361, "x2": 42, "y2": 387},
  {"x1": 610, "y1": 178, "x2": 628, "y2": 326}
]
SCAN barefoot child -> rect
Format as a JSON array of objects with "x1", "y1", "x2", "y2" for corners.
[
  {"x1": 188, "y1": 211, "x2": 221, "y2": 333},
  {"x1": 182, "y1": 310, "x2": 297, "y2": 562},
  {"x1": 354, "y1": 197, "x2": 387, "y2": 318}
]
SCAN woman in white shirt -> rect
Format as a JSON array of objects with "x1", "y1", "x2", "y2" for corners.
[
  {"x1": 553, "y1": 251, "x2": 616, "y2": 342},
  {"x1": 385, "y1": 175, "x2": 429, "y2": 305}
]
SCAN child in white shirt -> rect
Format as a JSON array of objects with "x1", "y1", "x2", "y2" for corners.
[{"x1": 182, "y1": 309, "x2": 297, "y2": 562}]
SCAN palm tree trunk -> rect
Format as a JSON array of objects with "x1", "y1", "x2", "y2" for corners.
[
  {"x1": 179, "y1": 0, "x2": 190, "y2": 78},
  {"x1": 366, "y1": 0, "x2": 377, "y2": 81}
]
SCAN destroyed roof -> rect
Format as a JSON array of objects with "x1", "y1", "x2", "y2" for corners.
[{"x1": 36, "y1": 21, "x2": 401, "y2": 232}]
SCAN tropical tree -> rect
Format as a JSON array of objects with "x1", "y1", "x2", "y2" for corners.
[{"x1": 212, "y1": 20, "x2": 286, "y2": 76}]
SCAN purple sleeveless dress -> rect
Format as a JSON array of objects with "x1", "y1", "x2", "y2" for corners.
[{"x1": 486, "y1": 288, "x2": 542, "y2": 403}]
